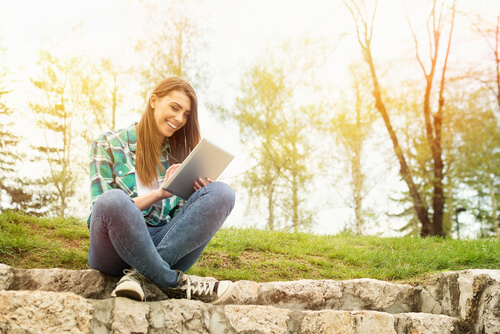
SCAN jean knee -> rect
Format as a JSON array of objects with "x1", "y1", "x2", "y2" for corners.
[
  {"x1": 93, "y1": 189, "x2": 131, "y2": 212},
  {"x1": 209, "y1": 182, "x2": 235, "y2": 212},
  {"x1": 90, "y1": 190, "x2": 137, "y2": 226}
]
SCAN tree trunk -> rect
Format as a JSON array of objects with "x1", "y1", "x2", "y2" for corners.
[
  {"x1": 353, "y1": 82, "x2": 363, "y2": 235},
  {"x1": 354, "y1": 165, "x2": 363, "y2": 236},
  {"x1": 430, "y1": 0, "x2": 455, "y2": 237},
  {"x1": 431, "y1": 80, "x2": 446, "y2": 237},
  {"x1": 267, "y1": 184, "x2": 274, "y2": 231},
  {"x1": 424, "y1": 75, "x2": 445, "y2": 236},
  {"x1": 489, "y1": 177, "x2": 499, "y2": 239},
  {"x1": 345, "y1": 0, "x2": 460, "y2": 237},
  {"x1": 292, "y1": 170, "x2": 299, "y2": 233},
  {"x1": 364, "y1": 49, "x2": 433, "y2": 236},
  {"x1": 495, "y1": 14, "x2": 500, "y2": 111},
  {"x1": 112, "y1": 74, "x2": 117, "y2": 129}
]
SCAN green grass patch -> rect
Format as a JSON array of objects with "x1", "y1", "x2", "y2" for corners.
[
  {"x1": 0, "y1": 210, "x2": 90, "y2": 270},
  {"x1": 0, "y1": 210, "x2": 499, "y2": 283},
  {"x1": 189, "y1": 228, "x2": 500, "y2": 283}
]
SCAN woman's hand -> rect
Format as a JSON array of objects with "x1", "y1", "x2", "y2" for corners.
[
  {"x1": 158, "y1": 164, "x2": 182, "y2": 198},
  {"x1": 133, "y1": 164, "x2": 181, "y2": 210},
  {"x1": 194, "y1": 177, "x2": 214, "y2": 191}
]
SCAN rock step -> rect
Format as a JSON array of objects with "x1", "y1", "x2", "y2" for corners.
[
  {"x1": 0, "y1": 290, "x2": 461, "y2": 334},
  {"x1": 1, "y1": 264, "x2": 499, "y2": 333}
]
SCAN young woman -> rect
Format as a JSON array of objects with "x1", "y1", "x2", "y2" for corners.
[{"x1": 87, "y1": 76, "x2": 235, "y2": 304}]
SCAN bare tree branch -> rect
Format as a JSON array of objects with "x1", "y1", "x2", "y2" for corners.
[
  {"x1": 345, "y1": 0, "x2": 433, "y2": 235},
  {"x1": 407, "y1": 9, "x2": 428, "y2": 77},
  {"x1": 496, "y1": 14, "x2": 500, "y2": 110}
]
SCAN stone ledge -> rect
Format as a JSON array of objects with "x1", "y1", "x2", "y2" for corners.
[
  {"x1": 0, "y1": 291, "x2": 462, "y2": 334},
  {"x1": 0, "y1": 264, "x2": 499, "y2": 333}
]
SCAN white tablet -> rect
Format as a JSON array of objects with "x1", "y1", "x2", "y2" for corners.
[{"x1": 161, "y1": 138, "x2": 234, "y2": 199}]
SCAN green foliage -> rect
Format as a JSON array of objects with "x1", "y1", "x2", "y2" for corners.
[
  {"x1": 346, "y1": 0, "x2": 458, "y2": 237},
  {"x1": 1, "y1": 211, "x2": 498, "y2": 284},
  {"x1": 0, "y1": 40, "x2": 32, "y2": 211},
  {"x1": 235, "y1": 62, "x2": 290, "y2": 231},
  {"x1": 29, "y1": 41, "x2": 118, "y2": 217},
  {"x1": 1, "y1": 1, "x2": 499, "y2": 239},
  {"x1": 447, "y1": 86, "x2": 500, "y2": 236},
  {"x1": 329, "y1": 64, "x2": 378, "y2": 235},
  {"x1": 29, "y1": 48, "x2": 83, "y2": 216},
  {"x1": 135, "y1": 0, "x2": 209, "y2": 100},
  {"x1": 223, "y1": 40, "x2": 322, "y2": 232}
]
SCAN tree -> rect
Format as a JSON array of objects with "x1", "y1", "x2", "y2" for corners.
[
  {"x1": 280, "y1": 106, "x2": 318, "y2": 232},
  {"x1": 223, "y1": 40, "x2": 321, "y2": 231},
  {"x1": 330, "y1": 65, "x2": 377, "y2": 235},
  {"x1": 0, "y1": 42, "x2": 24, "y2": 209},
  {"x1": 466, "y1": 5, "x2": 500, "y2": 238},
  {"x1": 234, "y1": 64, "x2": 290, "y2": 231},
  {"x1": 468, "y1": 7, "x2": 500, "y2": 112},
  {"x1": 29, "y1": 47, "x2": 98, "y2": 216},
  {"x1": 447, "y1": 85, "x2": 500, "y2": 238},
  {"x1": 135, "y1": 0, "x2": 209, "y2": 99},
  {"x1": 80, "y1": 58, "x2": 126, "y2": 146},
  {"x1": 345, "y1": 0, "x2": 456, "y2": 236}
]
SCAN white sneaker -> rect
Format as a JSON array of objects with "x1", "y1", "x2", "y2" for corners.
[
  {"x1": 162, "y1": 272, "x2": 234, "y2": 305},
  {"x1": 111, "y1": 269, "x2": 145, "y2": 301}
]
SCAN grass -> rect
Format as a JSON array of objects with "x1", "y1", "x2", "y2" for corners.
[
  {"x1": 1, "y1": 210, "x2": 499, "y2": 284},
  {"x1": 0, "y1": 210, "x2": 89, "y2": 269}
]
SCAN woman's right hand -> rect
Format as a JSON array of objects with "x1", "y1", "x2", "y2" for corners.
[
  {"x1": 165, "y1": 164, "x2": 181, "y2": 181},
  {"x1": 158, "y1": 164, "x2": 182, "y2": 198},
  {"x1": 132, "y1": 164, "x2": 181, "y2": 210}
]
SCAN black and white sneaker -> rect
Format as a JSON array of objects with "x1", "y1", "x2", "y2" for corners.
[
  {"x1": 111, "y1": 269, "x2": 145, "y2": 301},
  {"x1": 162, "y1": 271, "x2": 234, "y2": 305}
]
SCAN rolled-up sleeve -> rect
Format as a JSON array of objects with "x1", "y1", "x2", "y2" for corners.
[{"x1": 89, "y1": 136, "x2": 114, "y2": 208}]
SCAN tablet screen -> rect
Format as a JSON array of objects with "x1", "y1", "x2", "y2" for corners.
[{"x1": 161, "y1": 139, "x2": 234, "y2": 199}]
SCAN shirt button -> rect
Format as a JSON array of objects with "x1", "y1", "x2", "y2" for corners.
[{"x1": 119, "y1": 171, "x2": 123, "y2": 175}]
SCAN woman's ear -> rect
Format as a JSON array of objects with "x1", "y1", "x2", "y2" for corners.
[{"x1": 150, "y1": 94, "x2": 157, "y2": 109}]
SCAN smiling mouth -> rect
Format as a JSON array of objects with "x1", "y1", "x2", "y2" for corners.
[{"x1": 167, "y1": 121, "x2": 178, "y2": 129}]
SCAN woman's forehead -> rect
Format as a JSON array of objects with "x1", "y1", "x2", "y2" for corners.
[{"x1": 163, "y1": 90, "x2": 191, "y2": 109}]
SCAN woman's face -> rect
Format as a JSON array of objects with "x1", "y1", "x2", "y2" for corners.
[{"x1": 150, "y1": 90, "x2": 191, "y2": 139}]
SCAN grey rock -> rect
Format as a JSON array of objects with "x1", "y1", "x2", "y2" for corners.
[
  {"x1": 473, "y1": 281, "x2": 500, "y2": 334},
  {"x1": 256, "y1": 279, "x2": 343, "y2": 310},
  {"x1": 1, "y1": 265, "x2": 116, "y2": 299},
  {"x1": 112, "y1": 297, "x2": 150, "y2": 334},
  {"x1": 0, "y1": 290, "x2": 92, "y2": 333},
  {"x1": 394, "y1": 313, "x2": 460, "y2": 334},
  {"x1": 225, "y1": 305, "x2": 291, "y2": 334},
  {"x1": 300, "y1": 310, "x2": 397, "y2": 334},
  {"x1": 0, "y1": 264, "x2": 499, "y2": 333},
  {"x1": 340, "y1": 278, "x2": 419, "y2": 313}
]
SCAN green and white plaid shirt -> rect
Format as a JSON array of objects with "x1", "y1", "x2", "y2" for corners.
[{"x1": 88, "y1": 123, "x2": 181, "y2": 228}]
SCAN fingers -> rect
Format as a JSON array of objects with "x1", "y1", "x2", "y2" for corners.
[
  {"x1": 193, "y1": 177, "x2": 206, "y2": 191},
  {"x1": 166, "y1": 164, "x2": 181, "y2": 177},
  {"x1": 160, "y1": 164, "x2": 181, "y2": 189},
  {"x1": 193, "y1": 177, "x2": 214, "y2": 191}
]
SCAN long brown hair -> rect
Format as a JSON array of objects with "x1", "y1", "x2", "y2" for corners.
[{"x1": 136, "y1": 77, "x2": 200, "y2": 186}]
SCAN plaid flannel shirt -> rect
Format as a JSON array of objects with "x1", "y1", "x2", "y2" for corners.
[{"x1": 88, "y1": 123, "x2": 181, "y2": 228}]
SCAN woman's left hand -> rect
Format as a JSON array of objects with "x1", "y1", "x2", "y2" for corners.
[{"x1": 194, "y1": 177, "x2": 214, "y2": 191}]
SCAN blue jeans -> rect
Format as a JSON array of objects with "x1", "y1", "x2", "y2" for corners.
[{"x1": 87, "y1": 181, "x2": 235, "y2": 289}]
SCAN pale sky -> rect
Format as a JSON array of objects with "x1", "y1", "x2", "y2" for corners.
[{"x1": 0, "y1": 0, "x2": 497, "y2": 236}]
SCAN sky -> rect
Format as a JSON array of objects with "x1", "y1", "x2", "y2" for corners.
[{"x1": 0, "y1": 0, "x2": 497, "y2": 236}]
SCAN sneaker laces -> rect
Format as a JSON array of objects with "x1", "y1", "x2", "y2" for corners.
[
  {"x1": 119, "y1": 269, "x2": 143, "y2": 284},
  {"x1": 180, "y1": 275, "x2": 217, "y2": 300},
  {"x1": 112, "y1": 268, "x2": 146, "y2": 301}
]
